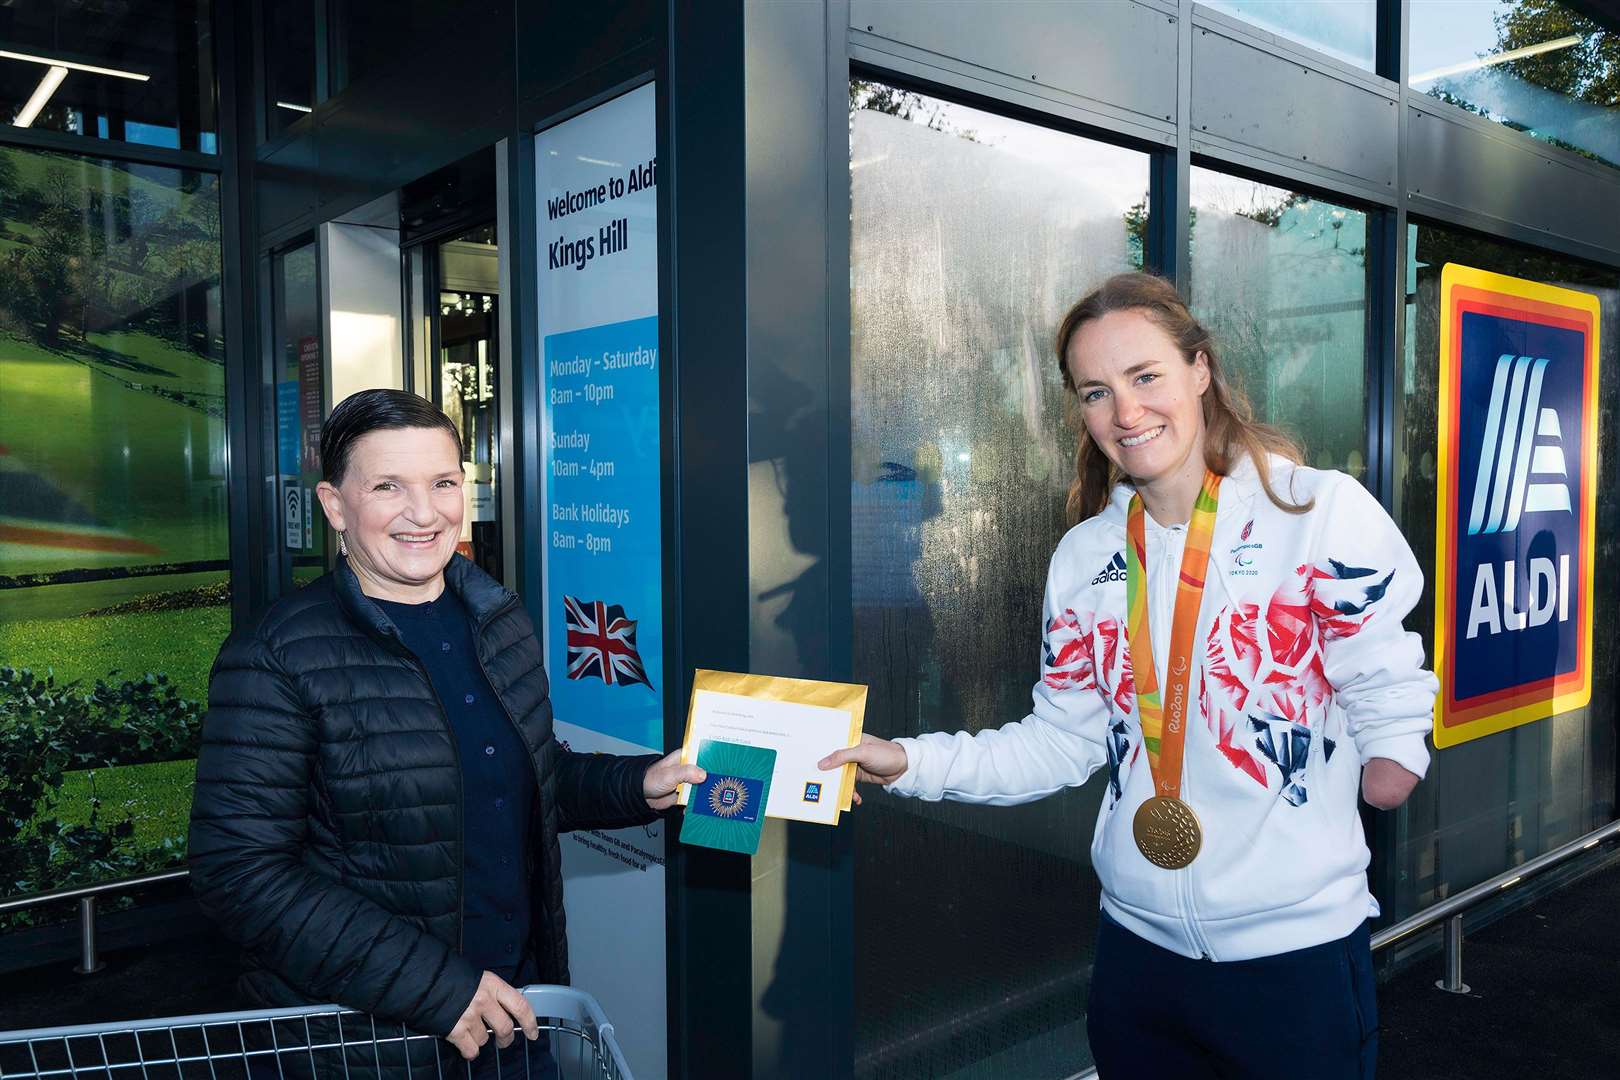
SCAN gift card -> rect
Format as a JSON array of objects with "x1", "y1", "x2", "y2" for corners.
[{"x1": 680, "y1": 740, "x2": 776, "y2": 855}]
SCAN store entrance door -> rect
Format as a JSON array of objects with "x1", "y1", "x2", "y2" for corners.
[{"x1": 406, "y1": 222, "x2": 503, "y2": 581}]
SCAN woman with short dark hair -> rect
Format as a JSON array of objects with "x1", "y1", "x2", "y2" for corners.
[{"x1": 189, "y1": 388, "x2": 700, "y2": 1073}]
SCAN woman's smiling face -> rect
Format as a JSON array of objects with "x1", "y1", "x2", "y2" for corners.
[
  {"x1": 1064, "y1": 308, "x2": 1210, "y2": 492},
  {"x1": 315, "y1": 426, "x2": 465, "y2": 602}
]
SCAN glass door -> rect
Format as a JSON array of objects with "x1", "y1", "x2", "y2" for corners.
[
  {"x1": 418, "y1": 223, "x2": 502, "y2": 580},
  {"x1": 272, "y1": 238, "x2": 329, "y2": 587}
]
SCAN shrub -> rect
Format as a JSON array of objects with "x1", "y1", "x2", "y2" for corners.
[{"x1": 0, "y1": 666, "x2": 203, "y2": 918}]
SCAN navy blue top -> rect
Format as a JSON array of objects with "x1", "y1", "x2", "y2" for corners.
[{"x1": 375, "y1": 589, "x2": 538, "y2": 985}]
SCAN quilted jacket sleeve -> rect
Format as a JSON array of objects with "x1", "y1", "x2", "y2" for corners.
[
  {"x1": 188, "y1": 630, "x2": 482, "y2": 1037},
  {"x1": 553, "y1": 749, "x2": 662, "y2": 832}
]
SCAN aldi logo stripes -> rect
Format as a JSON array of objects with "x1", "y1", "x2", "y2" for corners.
[{"x1": 1466, "y1": 353, "x2": 1572, "y2": 536}]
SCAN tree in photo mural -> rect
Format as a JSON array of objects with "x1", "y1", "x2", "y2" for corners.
[
  {"x1": 0, "y1": 152, "x2": 19, "y2": 239},
  {"x1": 18, "y1": 169, "x2": 88, "y2": 348}
]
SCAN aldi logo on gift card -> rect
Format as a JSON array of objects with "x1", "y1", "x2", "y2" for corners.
[
  {"x1": 1433, "y1": 264, "x2": 1600, "y2": 748},
  {"x1": 691, "y1": 774, "x2": 763, "y2": 823}
]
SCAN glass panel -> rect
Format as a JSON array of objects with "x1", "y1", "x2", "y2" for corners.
[
  {"x1": 850, "y1": 80, "x2": 1148, "y2": 1078},
  {"x1": 330, "y1": 0, "x2": 417, "y2": 95},
  {"x1": 266, "y1": 0, "x2": 317, "y2": 136},
  {"x1": 1201, "y1": 0, "x2": 1376, "y2": 70},
  {"x1": 435, "y1": 223, "x2": 502, "y2": 581},
  {"x1": 0, "y1": 0, "x2": 216, "y2": 153},
  {"x1": 407, "y1": 244, "x2": 433, "y2": 394},
  {"x1": 1410, "y1": 0, "x2": 1620, "y2": 169},
  {"x1": 0, "y1": 145, "x2": 227, "y2": 913},
  {"x1": 1188, "y1": 169, "x2": 1369, "y2": 479},
  {"x1": 272, "y1": 241, "x2": 327, "y2": 586},
  {"x1": 1386, "y1": 221, "x2": 1618, "y2": 927},
  {"x1": 324, "y1": 215, "x2": 405, "y2": 405}
]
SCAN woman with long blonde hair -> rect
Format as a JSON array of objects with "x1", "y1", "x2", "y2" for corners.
[{"x1": 824, "y1": 272, "x2": 1434, "y2": 1078}]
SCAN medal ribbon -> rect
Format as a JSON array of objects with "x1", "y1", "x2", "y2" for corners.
[{"x1": 1125, "y1": 471, "x2": 1221, "y2": 799}]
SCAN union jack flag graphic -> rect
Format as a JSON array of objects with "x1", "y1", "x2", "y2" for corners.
[{"x1": 564, "y1": 595, "x2": 654, "y2": 689}]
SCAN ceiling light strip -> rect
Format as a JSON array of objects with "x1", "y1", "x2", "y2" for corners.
[
  {"x1": 0, "y1": 48, "x2": 149, "y2": 82},
  {"x1": 14, "y1": 65, "x2": 68, "y2": 128}
]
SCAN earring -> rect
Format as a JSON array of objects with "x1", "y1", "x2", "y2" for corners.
[{"x1": 339, "y1": 532, "x2": 348, "y2": 557}]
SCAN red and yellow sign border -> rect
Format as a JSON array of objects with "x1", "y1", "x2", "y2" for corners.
[{"x1": 1433, "y1": 264, "x2": 1599, "y2": 749}]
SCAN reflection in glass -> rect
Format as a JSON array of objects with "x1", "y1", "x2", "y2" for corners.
[
  {"x1": 331, "y1": 0, "x2": 417, "y2": 95},
  {"x1": 1410, "y1": 0, "x2": 1619, "y2": 169},
  {"x1": 0, "y1": 1, "x2": 217, "y2": 152},
  {"x1": 1386, "y1": 222, "x2": 1617, "y2": 933},
  {"x1": 1201, "y1": 0, "x2": 1377, "y2": 70},
  {"x1": 850, "y1": 81, "x2": 1148, "y2": 1078},
  {"x1": 272, "y1": 242, "x2": 327, "y2": 586},
  {"x1": 1189, "y1": 169, "x2": 1369, "y2": 479},
  {"x1": 435, "y1": 223, "x2": 502, "y2": 581},
  {"x1": 0, "y1": 145, "x2": 227, "y2": 910},
  {"x1": 266, "y1": 0, "x2": 317, "y2": 137}
]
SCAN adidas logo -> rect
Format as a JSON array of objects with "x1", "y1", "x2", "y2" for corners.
[{"x1": 1092, "y1": 551, "x2": 1127, "y2": 585}]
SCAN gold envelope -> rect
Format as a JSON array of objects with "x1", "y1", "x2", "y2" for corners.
[{"x1": 678, "y1": 669, "x2": 868, "y2": 820}]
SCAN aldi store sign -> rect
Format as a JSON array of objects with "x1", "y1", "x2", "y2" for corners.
[{"x1": 1433, "y1": 264, "x2": 1600, "y2": 748}]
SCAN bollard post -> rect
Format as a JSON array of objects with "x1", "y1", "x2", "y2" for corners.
[
  {"x1": 1434, "y1": 913, "x2": 1469, "y2": 994},
  {"x1": 75, "y1": 895, "x2": 105, "y2": 975}
]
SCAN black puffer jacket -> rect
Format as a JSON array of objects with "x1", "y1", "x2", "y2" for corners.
[{"x1": 188, "y1": 555, "x2": 659, "y2": 1036}]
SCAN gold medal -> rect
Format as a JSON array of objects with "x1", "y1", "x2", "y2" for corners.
[{"x1": 1132, "y1": 795, "x2": 1203, "y2": 870}]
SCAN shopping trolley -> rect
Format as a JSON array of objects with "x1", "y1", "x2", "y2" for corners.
[{"x1": 0, "y1": 986, "x2": 629, "y2": 1080}]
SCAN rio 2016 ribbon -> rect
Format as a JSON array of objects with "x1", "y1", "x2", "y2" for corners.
[{"x1": 1125, "y1": 471, "x2": 1221, "y2": 869}]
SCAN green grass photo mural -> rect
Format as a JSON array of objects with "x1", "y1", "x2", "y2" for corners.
[{"x1": 0, "y1": 144, "x2": 229, "y2": 921}]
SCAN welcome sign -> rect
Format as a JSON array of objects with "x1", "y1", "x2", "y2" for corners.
[
  {"x1": 1433, "y1": 264, "x2": 1600, "y2": 748},
  {"x1": 536, "y1": 81, "x2": 666, "y2": 1076}
]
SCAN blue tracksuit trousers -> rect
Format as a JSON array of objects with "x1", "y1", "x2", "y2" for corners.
[{"x1": 1086, "y1": 908, "x2": 1378, "y2": 1079}]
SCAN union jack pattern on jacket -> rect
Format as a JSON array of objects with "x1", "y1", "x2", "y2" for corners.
[
  {"x1": 891, "y1": 456, "x2": 1438, "y2": 964},
  {"x1": 1046, "y1": 546, "x2": 1402, "y2": 808}
]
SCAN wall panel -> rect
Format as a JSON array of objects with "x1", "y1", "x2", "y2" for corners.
[
  {"x1": 1407, "y1": 100, "x2": 1620, "y2": 263},
  {"x1": 849, "y1": 0, "x2": 1178, "y2": 145},
  {"x1": 1190, "y1": 21, "x2": 1398, "y2": 198}
]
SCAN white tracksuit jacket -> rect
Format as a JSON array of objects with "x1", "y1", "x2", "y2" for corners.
[{"x1": 887, "y1": 454, "x2": 1437, "y2": 962}]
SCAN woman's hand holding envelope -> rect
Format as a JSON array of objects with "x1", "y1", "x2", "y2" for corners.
[{"x1": 817, "y1": 734, "x2": 909, "y2": 804}]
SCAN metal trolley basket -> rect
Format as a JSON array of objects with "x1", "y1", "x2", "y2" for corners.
[{"x1": 0, "y1": 987, "x2": 629, "y2": 1080}]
